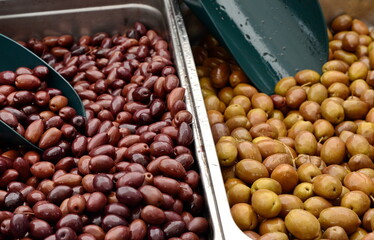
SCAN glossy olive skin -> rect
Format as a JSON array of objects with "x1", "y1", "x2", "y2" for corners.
[
  {"x1": 56, "y1": 227, "x2": 77, "y2": 240},
  {"x1": 163, "y1": 221, "x2": 186, "y2": 238},
  {"x1": 192, "y1": 14, "x2": 374, "y2": 239},
  {"x1": 47, "y1": 185, "x2": 73, "y2": 205},
  {"x1": 56, "y1": 214, "x2": 83, "y2": 232},
  {"x1": 105, "y1": 226, "x2": 131, "y2": 240},
  {"x1": 116, "y1": 186, "x2": 143, "y2": 207},
  {"x1": 67, "y1": 194, "x2": 86, "y2": 214},
  {"x1": 86, "y1": 192, "x2": 107, "y2": 212},
  {"x1": 3, "y1": 191, "x2": 24, "y2": 211},
  {"x1": 10, "y1": 214, "x2": 29, "y2": 238},
  {"x1": 101, "y1": 214, "x2": 128, "y2": 232},
  {"x1": 0, "y1": 22, "x2": 213, "y2": 240},
  {"x1": 93, "y1": 173, "x2": 113, "y2": 193},
  {"x1": 33, "y1": 202, "x2": 62, "y2": 222},
  {"x1": 105, "y1": 203, "x2": 131, "y2": 219},
  {"x1": 29, "y1": 219, "x2": 53, "y2": 239}
]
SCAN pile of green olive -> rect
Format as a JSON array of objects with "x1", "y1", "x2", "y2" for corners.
[{"x1": 192, "y1": 14, "x2": 374, "y2": 240}]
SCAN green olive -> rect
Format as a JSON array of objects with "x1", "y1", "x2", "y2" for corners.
[{"x1": 216, "y1": 140, "x2": 238, "y2": 167}]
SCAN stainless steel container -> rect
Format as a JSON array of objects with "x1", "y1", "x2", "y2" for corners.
[
  {"x1": 0, "y1": 0, "x2": 224, "y2": 239},
  {"x1": 181, "y1": 1, "x2": 374, "y2": 240},
  {"x1": 175, "y1": 4, "x2": 253, "y2": 240}
]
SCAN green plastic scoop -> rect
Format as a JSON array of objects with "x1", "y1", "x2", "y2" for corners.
[
  {"x1": 0, "y1": 34, "x2": 85, "y2": 151},
  {"x1": 185, "y1": 0, "x2": 329, "y2": 95}
]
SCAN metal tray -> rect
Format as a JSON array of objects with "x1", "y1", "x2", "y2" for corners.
[
  {"x1": 180, "y1": 4, "x2": 254, "y2": 240},
  {"x1": 181, "y1": 1, "x2": 374, "y2": 239},
  {"x1": 0, "y1": 0, "x2": 223, "y2": 239}
]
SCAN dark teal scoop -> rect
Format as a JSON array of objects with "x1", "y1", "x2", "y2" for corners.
[{"x1": 185, "y1": 0, "x2": 329, "y2": 95}]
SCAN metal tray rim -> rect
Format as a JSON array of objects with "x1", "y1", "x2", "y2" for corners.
[{"x1": 173, "y1": 1, "x2": 255, "y2": 239}]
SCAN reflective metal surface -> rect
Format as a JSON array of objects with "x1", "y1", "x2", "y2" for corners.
[
  {"x1": 0, "y1": 0, "x2": 223, "y2": 239},
  {"x1": 170, "y1": 2, "x2": 247, "y2": 239},
  {"x1": 181, "y1": 1, "x2": 265, "y2": 239}
]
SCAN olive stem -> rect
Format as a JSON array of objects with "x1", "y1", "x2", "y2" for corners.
[{"x1": 275, "y1": 139, "x2": 297, "y2": 169}]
